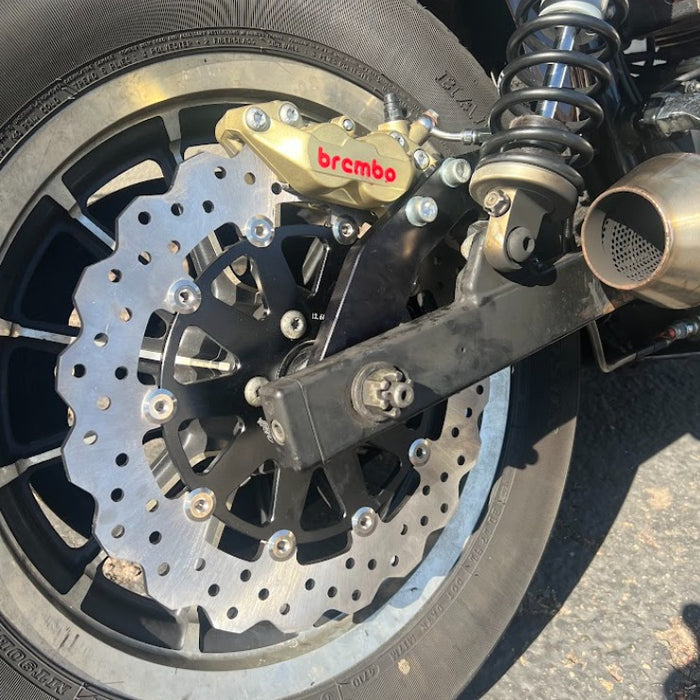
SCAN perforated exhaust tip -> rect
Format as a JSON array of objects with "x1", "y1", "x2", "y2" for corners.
[
  {"x1": 582, "y1": 190, "x2": 667, "y2": 290},
  {"x1": 581, "y1": 153, "x2": 700, "y2": 310}
]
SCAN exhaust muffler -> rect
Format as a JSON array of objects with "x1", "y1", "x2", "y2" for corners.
[{"x1": 582, "y1": 153, "x2": 700, "y2": 309}]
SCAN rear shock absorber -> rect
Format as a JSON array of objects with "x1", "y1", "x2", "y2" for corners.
[{"x1": 469, "y1": 0, "x2": 628, "y2": 272}]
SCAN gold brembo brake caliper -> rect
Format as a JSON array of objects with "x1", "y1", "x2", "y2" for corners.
[{"x1": 215, "y1": 100, "x2": 435, "y2": 210}]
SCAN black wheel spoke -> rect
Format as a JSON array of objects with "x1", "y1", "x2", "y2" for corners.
[
  {"x1": 270, "y1": 467, "x2": 315, "y2": 524},
  {"x1": 324, "y1": 454, "x2": 379, "y2": 515}
]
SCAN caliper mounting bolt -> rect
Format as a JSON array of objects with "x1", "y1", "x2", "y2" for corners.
[
  {"x1": 352, "y1": 362, "x2": 415, "y2": 422},
  {"x1": 405, "y1": 196, "x2": 438, "y2": 227},
  {"x1": 440, "y1": 157, "x2": 473, "y2": 188},
  {"x1": 245, "y1": 106, "x2": 271, "y2": 132},
  {"x1": 332, "y1": 216, "x2": 359, "y2": 245},
  {"x1": 413, "y1": 149, "x2": 430, "y2": 170}
]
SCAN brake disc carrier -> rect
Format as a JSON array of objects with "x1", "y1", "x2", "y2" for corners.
[{"x1": 57, "y1": 147, "x2": 488, "y2": 634}]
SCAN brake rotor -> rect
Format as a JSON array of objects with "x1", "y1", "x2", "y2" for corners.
[{"x1": 57, "y1": 147, "x2": 489, "y2": 634}]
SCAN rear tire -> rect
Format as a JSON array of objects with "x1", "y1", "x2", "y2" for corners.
[{"x1": 0, "y1": 2, "x2": 579, "y2": 698}]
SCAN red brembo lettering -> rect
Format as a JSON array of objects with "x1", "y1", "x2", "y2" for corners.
[{"x1": 318, "y1": 147, "x2": 397, "y2": 183}]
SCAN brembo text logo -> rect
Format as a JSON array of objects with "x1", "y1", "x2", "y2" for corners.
[{"x1": 317, "y1": 147, "x2": 397, "y2": 183}]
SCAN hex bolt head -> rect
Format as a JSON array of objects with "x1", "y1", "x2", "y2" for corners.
[
  {"x1": 352, "y1": 507, "x2": 379, "y2": 537},
  {"x1": 280, "y1": 310, "x2": 307, "y2": 340},
  {"x1": 341, "y1": 118, "x2": 355, "y2": 132},
  {"x1": 244, "y1": 215, "x2": 275, "y2": 248},
  {"x1": 332, "y1": 216, "x2": 359, "y2": 245},
  {"x1": 244, "y1": 376, "x2": 270, "y2": 408},
  {"x1": 440, "y1": 158, "x2": 473, "y2": 188},
  {"x1": 143, "y1": 389, "x2": 177, "y2": 423},
  {"x1": 268, "y1": 529, "x2": 297, "y2": 561},
  {"x1": 270, "y1": 419, "x2": 286, "y2": 445},
  {"x1": 165, "y1": 279, "x2": 201, "y2": 314},
  {"x1": 245, "y1": 107, "x2": 271, "y2": 132},
  {"x1": 483, "y1": 189, "x2": 512, "y2": 217},
  {"x1": 408, "y1": 438, "x2": 431, "y2": 467},
  {"x1": 413, "y1": 149, "x2": 430, "y2": 170},
  {"x1": 406, "y1": 196, "x2": 439, "y2": 227},
  {"x1": 184, "y1": 487, "x2": 216, "y2": 521},
  {"x1": 278, "y1": 102, "x2": 301, "y2": 125}
]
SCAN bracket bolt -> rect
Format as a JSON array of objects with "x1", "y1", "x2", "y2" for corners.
[
  {"x1": 413, "y1": 149, "x2": 430, "y2": 170},
  {"x1": 143, "y1": 389, "x2": 177, "y2": 423},
  {"x1": 184, "y1": 487, "x2": 216, "y2": 521},
  {"x1": 332, "y1": 216, "x2": 359, "y2": 245},
  {"x1": 245, "y1": 107, "x2": 271, "y2": 132},
  {"x1": 165, "y1": 279, "x2": 201, "y2": 314},
  {"x1": 483, "y1": 189, "x2": 511, "y2": 217},
  {"x1": 278, "y1": 102, "x2": 301, "y2": 125},
  {"x1": 280, "y1": 310, "x2": 307, "y2": 340},
  {"x1": 440, "y1": 158, "x2": 472, "y2": 188},
  {"x1": 352, "y1": 507, "x2": 379, "y2": 537},
  {"x1": 406, "y1": 196, "x2": 438, "y2": 227},
  {"x1": 268, "y1": 530, "x2": 297, "y2": 561}
]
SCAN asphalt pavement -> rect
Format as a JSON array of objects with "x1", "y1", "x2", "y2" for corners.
[{"x1": 465, "y1": 359, "x2": 700, "y2": 700}]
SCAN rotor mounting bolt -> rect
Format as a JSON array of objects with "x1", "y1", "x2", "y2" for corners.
[
  {"x1": 280, "y1": 310, "x2": 307, "y2": 340},
  {"x1": 278, "y1": 102, "x2": 301, "y2": 126},
  {"x1": 413, "y1": 149, "x2": 430, "y2": 170},
  {"x1": 244, "y1": 215, "x2": 275, "y2": 248},
  {"x1": 244, "y1": 376, "x2": 270, "y2": 408},
  {"x1": 440, "y1": 157, "x2": 473, "y2": 188},
  {"x1": 406, "y1": 196, "x2": 439, "y2": 227},
  {"x1": 270, "y1": 419, "x2": 287, "y2": 445},
  {"x1": 165, "y1": 279, "x2": 201, "y2": 314},
  {"x1": 268, "y1": 529, "x2": 297, "y2": 561},
  {"x1": 143, "y1": 389, "x2": 177, "y2": 424},
  {"x1": 184, "y1": 487, "x2": 216, "y2": 521},
  {"x1": 352, "y1": 507, "x2": 379, "y2": 537},
  {"x1": 245, "y1": 106, "x2": 271, "y2": 132},
  {"x1": 341, "y1": 118, "x2": 355, "y2": 132},
  {"x1": 483, "y1": 189, "x2": 512, "y2": 217},
  {"x1": 332, "y1": 216, "x2": 359, "y2": 245},
  {"x1": 408, "y1": 438, "x2": 431, "y2": 467}
]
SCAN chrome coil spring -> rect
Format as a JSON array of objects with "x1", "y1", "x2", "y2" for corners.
[{"x1": 480, "y1": 0, "x2": 629, "y2": 190}]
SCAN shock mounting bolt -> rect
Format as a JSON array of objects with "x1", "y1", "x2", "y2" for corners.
[{"x1": 483, "y1": 189, "x2": 512, "y2": 217}]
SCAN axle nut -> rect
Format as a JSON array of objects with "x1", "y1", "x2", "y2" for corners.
[{"x1": 351, "y1": 362, "x2": 415, "y2": 422}]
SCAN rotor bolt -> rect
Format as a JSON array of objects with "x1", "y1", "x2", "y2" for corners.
[
  {"x1": 341, "y1": 118, "x2": 355, "y2": 132},
  {"x1": 332, "y1": 216, "x2": 360, "y2": 245},
  {"x1": 280, "y1": 310, "x2": 307, "y2": 340},
  {"x1": 143, "y1": 389, "x2": 177, "y2": 424},
  {"x1": 483, "y1": 189, "x2": 512, "y2": 217},
  {"x1": 352, "y1": 507, "x2": 379, "y2": 537},
  {"x1": 278, "y1": 102, "x2": 301, "y2": 126},
  {"x1": 268, "y1": 529, "x2": 297, "y2": 561},
  {"x1": 440, "y1": 158, "x2": 473, "y2": 188},
  {"x1": 408, "y1": 438, "x2": 431, "y2": 467},
  {"x1": 244, "y1": 215, "x2": 275, "y2": 248},
  {"x1": 245, "y1": 106, "x2": 271, "y2": 132},
  {"x1": 165, "y1": 279, "x2": 201, "y2": 314},
  {"x1": 184, "y1": 487, "x2": 216, "y2": 521},
  {"x1": 244, "y1": 376, "x2": 270, "y2": 408},
  {"x1": 405, "y1": 196, "x2": 438, "y2": 227},
  {"x1": 413, "y1": 149, "x2": 430, "y2": 170},
  {"x1": 270, "y1": 419, "x2": 287, "y2": 446}
]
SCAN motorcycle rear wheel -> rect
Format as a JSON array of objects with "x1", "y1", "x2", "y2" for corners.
[{"x1": 0, "y1": 2, "x2": 579, "y2": 698}]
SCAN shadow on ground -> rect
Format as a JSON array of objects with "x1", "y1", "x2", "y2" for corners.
[{"x1": 461, "y1": 359, "x2": 700, "y2": 699}]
